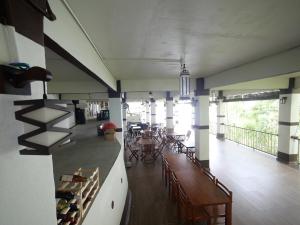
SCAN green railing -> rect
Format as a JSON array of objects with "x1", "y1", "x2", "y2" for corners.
[{"x1": 221, "y1": 124, "x2": 278, "y2": 156}]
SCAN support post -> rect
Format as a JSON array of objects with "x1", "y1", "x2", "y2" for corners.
[
  {"x1": 145, "y1": 101, "x2": 150, "y2": 124},
  {"x1": 166, "y1": 91, "x2": 174, "y2": 133},
  {"x1": 216, "y1": 91, "x2": 225, "y2": 140},
  {"x1": 194, "y1": 78, "x2": 210, "y2": 168},
  {"x1": 277, "y1": 78, "x2": 300, "y2": 164},
  {"x1": 108, "y1": 81, "x2": 123, "y2": 143},
  {"x1": 150, "y1": 98, "x2": 156, "y2": 127},
  {"x1": 122, "y1": 92, "x2": 127, "y2": 133}
]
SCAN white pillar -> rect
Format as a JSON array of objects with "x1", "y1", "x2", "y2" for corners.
[
  {"x1": 122, "y1": 101, "x2": 127, "y2": 132},
  {"x1": 216, "y1": 97, "x2": 225, "y2": 139},
  {"x1": 145, "y1": 101, "x2": 150, "y2": 124},
  {"x1": 166, "y1": 93, "x2": 174, "y2": 132},
  {"x1": 150, "y1": 98, "x2": 156, "y2": 126},
  {"x1": 277, "y1": 91, "x2": 300, "y2": 164},
  {"x1": 109, "y1": 97, "x2": 123, "y2": 143},
  {"x1": 194, "y1": 78, "x2": 210, "y2": 168}
]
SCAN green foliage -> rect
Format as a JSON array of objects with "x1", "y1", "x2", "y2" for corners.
[{"x1": 225, "y1": 100, "x2": 279, "y2": 134}]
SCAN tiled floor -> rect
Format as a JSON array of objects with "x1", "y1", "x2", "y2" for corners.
[{"x1": 127, "y1": 136, "x2": 300, "y2": 225}]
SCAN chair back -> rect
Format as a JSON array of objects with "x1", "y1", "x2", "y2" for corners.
[
  {"x1": 202, "y1": 167, "x2": 216, "y2": 182},
  {"x1": 178, "y1": 183, "x2": 190, "y2": 207},
  {"x1": 194, "y1": 158, "x2": 202, "y2": 168},
  {"x1": 216, "y1": 179, "x2": 232, "y2": 200},
  {"x1": 170, "y1": 171, "x2": 179, "y2": 199}
]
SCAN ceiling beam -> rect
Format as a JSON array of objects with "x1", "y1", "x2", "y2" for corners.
[{"x1": 205, "y1": 45, "x2": 300, "y2": 89}]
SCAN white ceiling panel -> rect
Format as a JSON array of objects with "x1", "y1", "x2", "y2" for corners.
[{"x1": 66, "y1": 0, "x2": 300, "y2": 79}]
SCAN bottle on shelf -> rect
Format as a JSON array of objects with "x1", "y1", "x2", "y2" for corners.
[
  {"x1": 69, "y1": 203, "x2": 79, "y2": 212},
  {"x1": 56, "y1": 198, "x2": 69, "y2": 212},
  {"x1": 60, "y1": 174, "x2": 90, "y2": 182},
  {"x1": 55, "y1": 191, "x2": 76, "y2": 201}
]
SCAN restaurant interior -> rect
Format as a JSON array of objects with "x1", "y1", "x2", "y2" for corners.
[{"x1": 1, "y1": 1, "x2": 300, "y2": 225}]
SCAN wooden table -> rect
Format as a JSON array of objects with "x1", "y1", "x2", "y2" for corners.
[
  {"x1": 167, "y1": 132, "x2": 185, "y2": 139},
  {"x1": 164, "y1": 153, "x2": 232, "y2": 225},
  {"x1": 137, "y1": 138, "x2": 155, "y2": 146},
  {"x1": 163, "y1": 152, "x2": 197, "y2": 172}
]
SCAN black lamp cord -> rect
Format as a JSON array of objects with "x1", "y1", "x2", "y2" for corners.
[{"x1": 43, "y1": 81, "x2": 47, "y2": 100}]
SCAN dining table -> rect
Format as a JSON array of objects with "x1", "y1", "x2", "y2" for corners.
[
  {"x1": 163, "y1": 152, "x2": 232, "y2": 225},
  {"x1": 137, "y1": 138, "x2": 156, "y2": 146},
  {"x1": 166, "y1": 131, "x2": 185, "y2": 140}
]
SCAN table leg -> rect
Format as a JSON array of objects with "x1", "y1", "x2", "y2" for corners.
[{"x1": 225, "y1": 202, "x2": 232, "y2": 225}]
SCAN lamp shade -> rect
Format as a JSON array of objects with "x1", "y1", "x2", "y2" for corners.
[
  {"x1": 14, "y1": 99, "x2": 73, "y2": 155},
  {"x1": 179, "y1": 64, "x2": 190, "y2": 99}
]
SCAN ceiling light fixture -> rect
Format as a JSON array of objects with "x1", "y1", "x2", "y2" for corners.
[{"x1": 179, "y1": 64, "x2": 190, "y2": 99}]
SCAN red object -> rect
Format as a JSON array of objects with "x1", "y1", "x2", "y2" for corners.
[{"x1": 102, "y1": 122, "x2": 117, "y2": 131}]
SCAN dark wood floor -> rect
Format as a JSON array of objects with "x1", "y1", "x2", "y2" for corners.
[{"x1": 127, "y1": 136, "x2": 300, "y2": 225}]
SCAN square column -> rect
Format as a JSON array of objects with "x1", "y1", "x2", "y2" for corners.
[
  {"x1": 150, "y1": 98, "x2": 156, "y2": 126},
  {"x1": 277, "y1": 91, "x2": 300, "y2": 164},
  {"x1": 194, "y1": 78, "x2": 210, "y2": 168},
  {"x1": 166, "y1": 91, "x2": 174, "y2": 133},
  {"x1": 122, "y1": 102, "x2": 127, "y2": 132},
  {"x1": 216, "y1": 92, "x2": 225, "y2": 139},
  {"x1": 108, "y1": 86, "x2": 123, "y2": 144},
  {"x1": 145, "y1": 101, "x2": 150, "y2": 124}
]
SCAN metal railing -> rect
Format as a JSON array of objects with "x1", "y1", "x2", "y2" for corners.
[
  {"x1": 220, "y1": 124, "x2": 278, "y2": 156},
  {"x1": 291, "y1": 136, "x2": 300, "y2": 163}
]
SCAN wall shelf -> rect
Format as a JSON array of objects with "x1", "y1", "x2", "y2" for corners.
[{"x1": 56, "y1": 167, "x2": 100, "y2": 225}]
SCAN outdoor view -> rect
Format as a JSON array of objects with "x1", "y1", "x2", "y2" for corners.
[{"x1": 211, "y1": 99, "x2": 280, "y2": 156}]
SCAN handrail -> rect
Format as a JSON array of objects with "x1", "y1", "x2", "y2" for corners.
[
  {"x1": 224, "y1": 124, "x2": 278, "y2": 136},
  {"x1": 211, "y1": 123, "x2": 278, "y2": 156}
]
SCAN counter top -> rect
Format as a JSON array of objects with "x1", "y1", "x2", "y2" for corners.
[{"x1": 52, "y1": 120, "x2": 121, "y2": 187}]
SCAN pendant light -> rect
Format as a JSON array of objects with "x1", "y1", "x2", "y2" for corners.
[
  {"x1": 179, "y1": 64, "x2": 190, "y2": 99},
  {"x1": 7, "y1": 64, "x2": 74, "y2": 155}
]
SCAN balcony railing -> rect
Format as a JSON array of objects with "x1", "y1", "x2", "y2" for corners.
[
  {"x1": 211, "y1": 124, "x2": 278, "y2": 156},
  {"x1": 291, "y1": 136, "x2": 300, "y2": 163}
]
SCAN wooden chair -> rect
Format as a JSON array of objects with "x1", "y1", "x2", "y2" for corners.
[
  {"x1": 205, "y1": 179, "x2": 232, "y2": 224},
  {"x1": 141, "y1": 143, "x2": 156, "y2": 162},
  {"x1": 126, "y1": 142, "x2": 139, "y2": 161},
  {"x1": 162, "y1": 157, "x2": 170, "y2": 188},
  {"x1": 202, "y1": 167, "x2": 216, "y2": 182},
  {"x1": 177, "y1": 183, "x2": 211, "y2": 225},
  {"x1": 186, "y1": 147, "x2": 195, "y2": 160},
  {"x1": 194, "y1": 157, "x2": 202, "y2": 168},
  {"x1": 154, "y1": 138, "x2": 167, "y2": 159}
]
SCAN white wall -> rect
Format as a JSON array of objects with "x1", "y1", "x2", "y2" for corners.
[
  {"x1": 0, "y1": 25, "x2": 57, "y2": 225},
  {"x1": 45, "y1": 0, "x2": 116, "y2": 90},
  {"x1": 83, "y1": 137, "x2": 128, "y2": 225}
]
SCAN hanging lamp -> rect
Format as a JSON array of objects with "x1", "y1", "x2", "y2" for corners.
[{"x1": 179, "y1": 64, "x2": 190, "y2": 99}]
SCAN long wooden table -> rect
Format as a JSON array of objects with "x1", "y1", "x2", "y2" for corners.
[{"x1": 163, "y1": 152, "x2": 232, "y2": 225}]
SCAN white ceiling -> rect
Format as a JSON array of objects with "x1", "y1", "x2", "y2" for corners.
[{"x1": 66, "y1": 0, "x2": 300, "y2": 80}]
